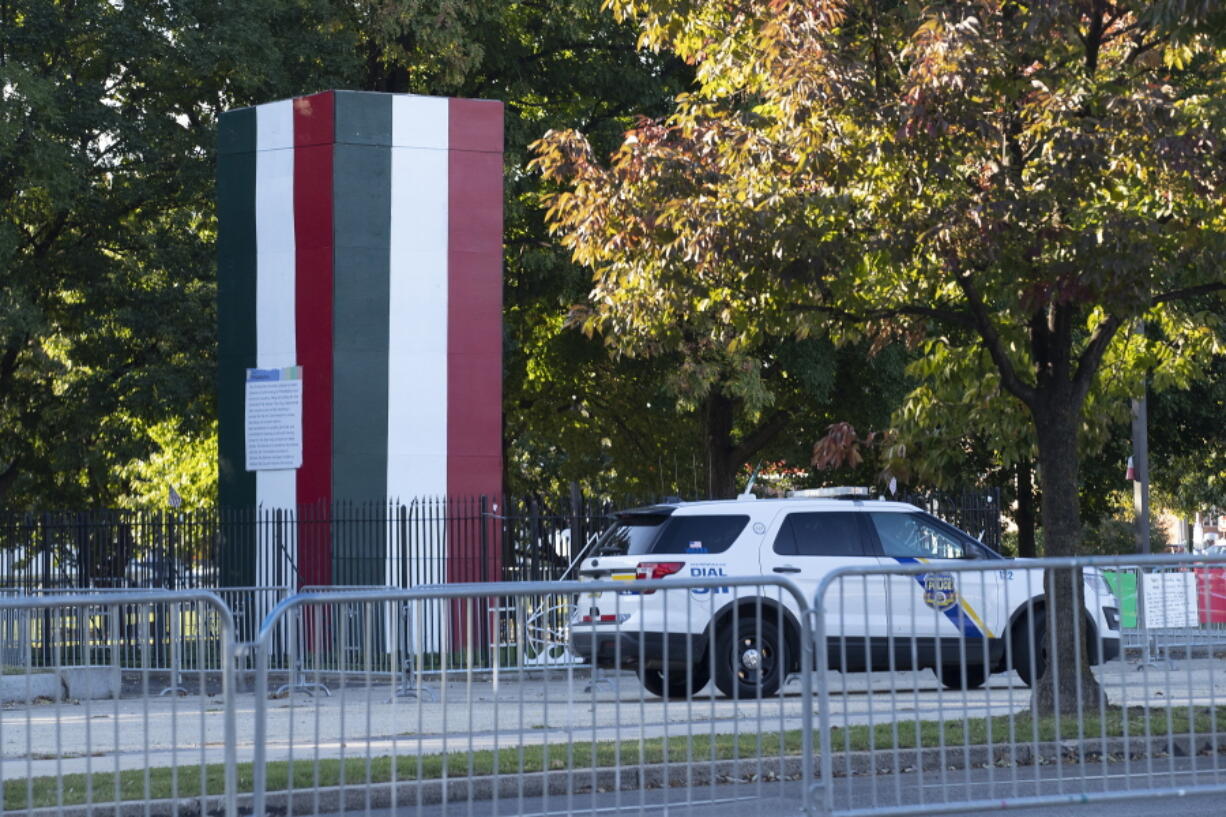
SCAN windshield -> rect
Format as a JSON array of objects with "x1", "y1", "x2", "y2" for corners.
[{"x1": 870, "y1": 512, "x2": 1002, "y2": 560}]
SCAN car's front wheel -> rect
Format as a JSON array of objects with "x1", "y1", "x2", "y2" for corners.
[
  {"x1": 638, "y1": 662, "x2": 710, "y2": 699},
  {"x1": 1012, "y1": 616, "x2": 1048, "y2": 688},
  {"x1": 713, "y1": 616, "x2": 786, "y2": 699}
]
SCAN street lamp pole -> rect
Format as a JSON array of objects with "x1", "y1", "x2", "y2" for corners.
[
  {"x1": 1132, "y1": 388, "x2": 1151, "y2": 557},
  {"x1": 1131, "y1": 319, "x2": 1158, "y2": 668}
]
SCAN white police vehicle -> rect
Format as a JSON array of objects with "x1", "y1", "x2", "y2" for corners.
[{"x1": 569, "y1": 489, "x2": 1121, "y2": 699}]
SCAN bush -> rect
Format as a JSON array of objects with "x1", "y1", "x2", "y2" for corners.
[
  {"x1": 1081, "y1": 515, "x2": 1169, "y2": 556},
  {"x1": 1000, "y1": 516, "x2": 1169, "y2": 557}
]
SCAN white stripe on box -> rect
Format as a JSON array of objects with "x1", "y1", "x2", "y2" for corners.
[
  {"x1": 386, "y1": 95, "x2": 449, "y2": 502},
  {"x1": 254, "y1": 99, "x2": 297, "y2": 588},
  {"x1": 387, "y1": 96, "x2": 449, "y2": 601},
  {"x1": 391, "y1": 94, "x2": 450, "y2": 150}
]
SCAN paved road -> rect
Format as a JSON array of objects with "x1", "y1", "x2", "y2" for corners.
[{"x1": 5, "y1": 657, "x2": 1226, "y2": 779}]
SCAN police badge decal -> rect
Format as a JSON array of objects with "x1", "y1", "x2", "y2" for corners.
[{"x1": 921, "y1": 572, "x2": 958, "y2": 611}]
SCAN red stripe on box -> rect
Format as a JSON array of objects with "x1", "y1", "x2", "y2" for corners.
[
  {"x1": 447, "y1": 98, "x2": 504, "y2": 153},
  {"x1": 1197, "y1": 568, "x2": 1226, "y2": 624},
  {"x1": 294, "y1": 91, "x2": 335, "y2": 587},
  {"x1": 447, "y1": 99, "x2": 503, "y2": 585}
]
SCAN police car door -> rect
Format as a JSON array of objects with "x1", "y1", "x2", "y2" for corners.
[
  {"x1": 759, "y1": 510, "x2": 883, "y2": 638},
  {"x1": 865, "y1": 511, "x2": 1005, "y2": 661}
]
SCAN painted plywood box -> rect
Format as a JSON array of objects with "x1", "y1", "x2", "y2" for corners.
[{"x1": 217, "y1": 91, "x2": 504, "y2": 587}]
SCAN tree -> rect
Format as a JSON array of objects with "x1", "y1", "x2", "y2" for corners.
[
  {"x1": 345, "y1": 0, "x2": 713, "y2": 497},
  {"x1": 0, "y1": 0, "x2": 359, "y2": 507},
  {"x1": 889, "y1": 340, "x2": 1042, "y2": 554},
  {"x1": 115, "y1": 419, "x2": 218, "y2": 511},
  {"x1": 354, "y1": 0, "x2": 888, "y2": 500},
  {"x1": 534, "y1": 1, "x2": 1226, "y2": 713},
  {"x1": 1148, "y1": 312, "x2": 1226, "y2": 515}
]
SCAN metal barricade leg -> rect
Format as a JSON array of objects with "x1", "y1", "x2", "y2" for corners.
[
  {"x1": 272, "y1": 605, "x2": 331, "y2": 698},
  {"x1": 250, "y1": 638, "x2": 268, "y2": 817},
  {"x1": 158, "y1": 601, "x2": 188, "y2": 696},
  {"x1": 392, "y1": 600, "x2": 436, "y2": 702}
]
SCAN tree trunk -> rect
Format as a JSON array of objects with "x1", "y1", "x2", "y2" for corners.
[
  {"x1": 1016, "y1": 458, "x2": 1037, "y2": 558},
  {"x1": 1030, "y1": 399, "x2": 1104, "y2": 715},
  {"x1": 704, "y1": 392, "x2": 739, "y2": 499},
  {"x1": 703, "y1": 392, "x2": 792, "y2": 500}
]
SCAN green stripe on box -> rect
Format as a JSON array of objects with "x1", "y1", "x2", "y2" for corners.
[
  {"x1": 217, "y1": 106, "x2": 257, "y2": 509},
  {"x1": 216, "y1": 105, "x2": 258, "y2": 585},
  {"x1": 1104, "y1": 571, "x2": 1138, "y2": 628},
  {"x1": 331, "y1": 93, "x2": 392, "y2": 584},
  {"x1": 334, "y1": 91, "x2": 394, "y2": 146}
]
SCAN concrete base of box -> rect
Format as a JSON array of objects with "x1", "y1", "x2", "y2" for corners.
[
  {"x1": 0, "y1": 671, "x2": 60, "y2": 703},
  {"x1": 58, "y1": 666, "x2": 119, "y2": 700}
]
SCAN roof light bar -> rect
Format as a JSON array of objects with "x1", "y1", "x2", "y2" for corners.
[{"x1": 787, "y1": 486, "x2": 873, "y2": 499}]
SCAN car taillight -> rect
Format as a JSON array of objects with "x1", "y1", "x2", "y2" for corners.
[
  {"x1": 578, "y1": 613, "x2": 630, "y2": 624},
  {"x1": 635, "y1": 561, "x2": 684, "y2": 593}
]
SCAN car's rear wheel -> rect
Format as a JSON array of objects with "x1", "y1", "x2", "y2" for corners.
[
  {"x1": 713, "y1": 616, "x2": 785, "y2": 699},
  {"x1": 638, "y1": 662, "x2": 710, "y2": 699},
  {"x1": 935, "y1": 662, "x2": 988, "y2": 690}
]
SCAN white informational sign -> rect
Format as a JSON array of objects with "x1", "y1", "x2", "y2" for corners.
[
  {"x1": 245, "y1": 367, "x2": 303, "y2": 471},
  {"x1": 1142, "y1": 571, "x2": 1199, "y2": 629}
]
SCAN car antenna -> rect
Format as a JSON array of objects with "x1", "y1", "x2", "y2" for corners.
[{"x1": 739, "y1": 462, "x2": 762, "y2": 500}]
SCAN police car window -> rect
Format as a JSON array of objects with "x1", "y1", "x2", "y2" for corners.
[
  {"x1": 869, "y1": 513, "x2": 966, "y2": 560},
  {"x1": 651, "y1": 515, "x2": 750, "y2": 554},
  {"x1": 594, "y1": 514, "x2": 669, "y2": 556},
  {"x1": 774, "y1": 512, "x2": 865, "y2": 557}
]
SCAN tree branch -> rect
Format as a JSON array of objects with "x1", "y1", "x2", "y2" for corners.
[
  {"x1": 0, "y1": 458, "x2": 18, "y2": 502},
  {"x1": 788, "y1": 301, "x2": 976, "y2": 329},
  {"x1": 28, "y1": 211, "x2": 71, "y2": 258},
  {"x1": 0, "y1": 335, "x2": 25, "y2": 399},
  {"x1": 1124, "y1": 35, "x2": 1170, "y2": 66},
  {"x1": 1072, "y1": 313, "x2": 1122, "y2": 405},
  {"x1": 730, "y1": 409, "x2": 792, "y2": 465},
  {"x1": 585, "y1": 395, "x2": 654, "y2": 462},
  {"x1": 956, "y1": 273, "x2": 1037, "y2": 408},
  {"x1": 1084, "y1": 0, "x2": 1108, "y2": 76},
  {"x1": 1152, "y1": 282, "x2": 1226, "y2": 306}
]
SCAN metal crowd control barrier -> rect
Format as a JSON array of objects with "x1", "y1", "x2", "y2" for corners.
[
  {"x1": 0, "y1": 590, "x2": 237, "y2": 817},
  {"x1": 12, "y1": 562, "x2": 1226, "y2": 817},
  {"x1": 811, "y1": 553, "x2": 1226, "y2": 816},
  {"x1": 1107, "y1": 565, "x2": 1226, "y2": 664},
  {"x1": 0, "y1": 586, "x2": 288, "y2": 685},
  {"x1": 0, "y1": 587, "x2": 28, "y2": 665},
  {"x1": 10, "y1": 587, "x2": 172, "y2": 673},
  {"x1": 211, "y1": 585, "x2": 291, "y2": 657},
  {"x1": 245, "y1": 577, "x2": 815, "y2": 817},
  {"x1": 270, "y1": 586, "x2": 444, "y2": 700},
  {"x1": 280, "y1": 584, "x2": 582, "y2": 699},
  {"x1": 153, "y1": 586, "x2": 289, "y2": 696}
]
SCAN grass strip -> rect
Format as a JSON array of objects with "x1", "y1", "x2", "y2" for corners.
[
  {"x1": 7, "y1": 707, "x2": 1226, "y2": 810},
  {"x1": 1, "y1": 666, "x2": 53, "y2": 676}
]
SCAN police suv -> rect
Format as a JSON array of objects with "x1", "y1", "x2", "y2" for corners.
[{"x1": 569, "y1": 489, "x2": 1121, "y2": 699}]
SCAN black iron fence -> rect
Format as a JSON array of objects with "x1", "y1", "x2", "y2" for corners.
[
  {"x1": 0, "y1": 489, "x2": 1002, "y2": 592},
  {"x1": 898, "y1": 487, "x2": 1004, "y2": 553},
  {"x1": 0, "y1": 509, "x2": 222, "y2": 590},
  {"x1": 0, "y1": 495, "x2": 624, "y2": 592}
]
